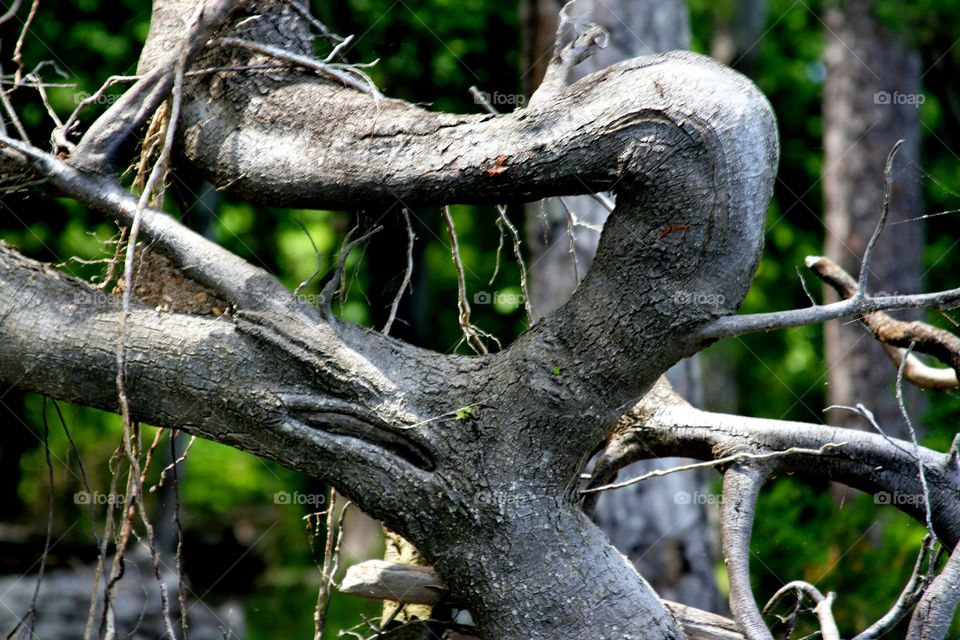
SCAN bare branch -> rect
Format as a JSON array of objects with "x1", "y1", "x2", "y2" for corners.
[
  {"x1": 807, "y1": 254, "x2": 960, "y2": 385},
  {"x1": 764, "y1": 582, "x2": 840, "y2": 640},
  {"x1": 581, "y1": 442, "x2": 845, "y2": 495},
  {"x1": 853, "y1": 536, "x2": 935, "y2": 639},
  {"x1": 721, "y1": 463, "x2": 773, "y2": 640},
  {"x1": 442, "y1": 206, "x2": 497, "y2": 355},
  {"x1": 896, "y1": 343, "x2": 937, "y2": 542},
  {"x1": 857, "y1": 140, "x2": 905, "y2": 298},
  {"x1": 696, "y1": 285, "x2": 960, "y2": 341},
  {"x1": 70, "y1": 0, "x2": 243, "y2": 172}
]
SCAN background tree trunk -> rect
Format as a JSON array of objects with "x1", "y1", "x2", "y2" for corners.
[
  {"x1": 521, "y1": 0, "x2": 723, "y2": 612},
  {"x1": 823, "y1": 0, "x2": 925, "y2": 438}
]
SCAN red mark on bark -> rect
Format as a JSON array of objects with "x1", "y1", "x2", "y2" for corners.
[
  {"x1": 486, "y1": 155, "x2": 510, "y2": 176},
  {"x1": 660, "y1": 224, "x2": 691, "y2": 238}
]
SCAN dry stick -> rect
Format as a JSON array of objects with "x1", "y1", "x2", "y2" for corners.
[
  {"x1": 581, "y1": 442, "x2": 846, "y2": 494},
  {"x1": 0, "y1": 0, "x2": 21, "y2": 27},
  {"x1": 897, "y1": 343, "x2": 937, "y2": 541},
  {"x1": 319, "y1": 224, "x2": 382, "y2": 315},
  {"x1": 489, "y1": 215, "x2": 506, "y2": 285},
  {"x1": 293, "y1": 218, "x2": 325, "y2": 298},
  {"x1": 57, "y1": 75, "x2": 140, "y2": 149},
  {"x1": 85, "y1": 443, "x2": 126, "y2": 640},
  {"x1": 5, "y1": 399, "x2": 57, "y2": 640},
  {"x1": 696, "y1": 285, "x2": 960, "y2": 341},
  {"x1": 112, "y1": 5, "x2": 226, "y2": 638},
  {"x1": 141, "y1": 427, "x2": 167, "y2": 483},
  {"x1": 853, "y1": 535, "x2": 935, "y2": 639},
  {"x1": 557, "y1": 197, "x2": 582, "y2": 284},
  {"x1": 155, "y1": 435, "x2": 197, "y2": 490},
  {"x1": 0, "y1": 63, "x2": 30, "y2": 142},
  {"x1": 169, "y1": 431, "x2": 189, "y2": 640},
  {"x1": 496, "y1": 205, "x2": 533, "y2": 325},
  {"x1": 11, "y1": 0, "x2": 39, "y2": 89},
  {"x1": 216, "y1": 38, "x2": 381, "y2": 97},
  {"x1": 382, "y1": 209, "x2": 415, "y2": 336},
  {"x1": 441, "y1": 205, "x2": 495, "y2": 355},
  {"x1": 465, "y1": 86, "x2": 538, "y2": 326},
  {"x1": 763, "y1": 582, "x2": 840, "y2": 640},
  {"x1": 857, "y1": 139, "x2": 905, "y2": 299},
  {"x1": 807, "y1": 255, "x2": 960, "y2": 390},
  {"x1": 314, "y1": 488, "x2": 339, "y2": 640}
]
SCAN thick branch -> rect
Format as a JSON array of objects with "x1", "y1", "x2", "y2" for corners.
[{"x1": 590, "y1": 379, "x2": 960, "y2": 548}]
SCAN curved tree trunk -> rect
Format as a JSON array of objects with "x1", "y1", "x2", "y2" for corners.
[
  {"x1": 521, "y1": 0, "x2": 723, "y2": 612},
  {"x1": 3, "y1": 2, "x2": 959, "y2": 638}
]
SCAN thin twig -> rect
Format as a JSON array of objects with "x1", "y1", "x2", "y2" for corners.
[
  {"x1": 442, "y1": 205, "x2": 497, "y2": 355},
  {"x1": 558, "y1": 197, "x2": 582, "y2": 284},
  {"x1": 853, "y1": 535, "x2": 935, "y2": 639},
  {"x1": 764, "y1": 582, "x2": 840, "y2": 640},
  {"x1": 857, "y1": 139, "x2": 904, "y2": 298},
  {"x1": 216, "y1": 37, "x2": 382, "y2": 97},
  {"x1": 314, "y1": 488, "x2": 339, "y2": 640},
  {"x1": 896, "y1": 342, "x2": 936, "y2": 541},
  {"x1": 11, "y1": 0, "x2": 40, "y2": 89},
  {"x1": 382, "y1": 209, "x2": 415, "y2": 336},
  {"x1": 581, "y1": 442, "x2": 845, "y2": 494},
  {"x1": 496, "y1": 205, "x2": 533, "y2": 325}
]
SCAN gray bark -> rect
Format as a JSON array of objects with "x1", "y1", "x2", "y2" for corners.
[
  {"x1": 522, "y1": 0, "x2": 722, "y2": 612},
  {"x1": 823, "y1": 0, "x2": 925, "y2": 437},
  {"x1": 4, "y1": 1, "x2": 952, "y2": 638},
  {"x1": 0, "y1": 0, "x2": 778, "y2": 632}
]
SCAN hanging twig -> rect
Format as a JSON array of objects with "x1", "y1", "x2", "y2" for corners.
[
  {"x1": 382, "y1": 209, "x2": 415, "y2": 336},
  {"x1": 314, "y1": 488, "x2": 339, "y2": 640},
  {"x1": 896, "y1": 343, "x2": 937, "y2": 541},
  {"x1": 441, "y1": 205, "x2": 497, "y2": 355},
  {"x1": 496, "y1": 205, "x2": 533, "y2": 325}
]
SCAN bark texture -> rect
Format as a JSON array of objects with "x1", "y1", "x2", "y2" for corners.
[
  {"x1": 0, "y1": 1, "x2": 785, "y2": 637},
  {"x1": 521, "y1": 0, "x2": 723, "y2": 612}
]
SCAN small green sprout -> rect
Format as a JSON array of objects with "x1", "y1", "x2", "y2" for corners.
[
  {"x1": 455, "y1": 406, "x2": 475, "y2": 422},
  {"x1": 551, "y1": 366, "x2": 562, "y2": 377}
]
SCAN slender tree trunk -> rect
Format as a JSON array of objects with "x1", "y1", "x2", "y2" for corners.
[
  {"x1": 521, "y1": 0, "x2": 723, "y2": 612},
  {"x1": 823, "y1": 0, "x2": 925, "y2": 437}
]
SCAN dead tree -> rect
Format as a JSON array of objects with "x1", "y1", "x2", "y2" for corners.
[{"x1": 1, "y1": 1, "x2": 959, "y2": 639}]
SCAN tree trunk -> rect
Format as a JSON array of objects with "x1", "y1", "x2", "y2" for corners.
[
  {"x1": 823, "y1": 0, "x2": 925, "y2": 437},
  {"x1": 521, "y1": 0, "x2": 723, "y2": 612},
  {"x1": 2, "y1": 1, "x2": 784, "y2": 636}
]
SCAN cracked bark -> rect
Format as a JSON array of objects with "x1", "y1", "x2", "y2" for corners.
[{"x1": 8, "y1": 1, "x2": 915, "y2": 638}]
